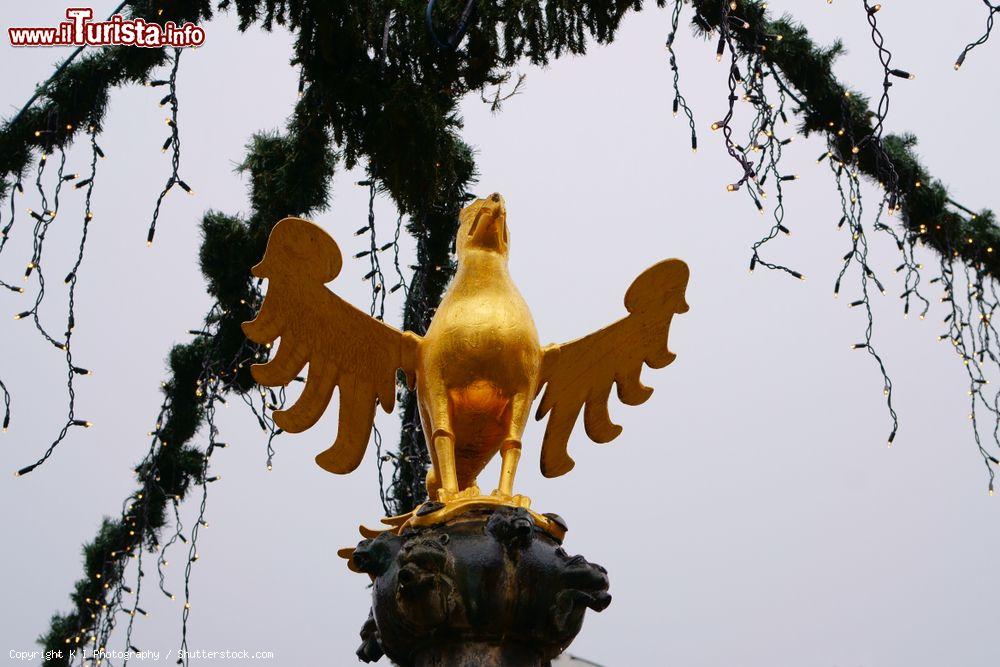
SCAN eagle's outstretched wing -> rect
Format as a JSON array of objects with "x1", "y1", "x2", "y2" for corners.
[
  {"x1": 242, "y1": 217, "x2": 418, "y2": 475},
  {"x1": 534, "y1": 259, "x2": 689, "y2": 478}
]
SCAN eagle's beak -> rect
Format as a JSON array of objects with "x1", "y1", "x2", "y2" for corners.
[{"x1": 467, "y1": 195, "x2": 507, "y2": 251}]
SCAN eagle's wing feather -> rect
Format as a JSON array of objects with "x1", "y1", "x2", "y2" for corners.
[
  {"x1": 534, "y1": 259, "x2": 689, "y2": 478},
  {"x1": 242, "y1": 217, "x2": 418, "y2": 474}
]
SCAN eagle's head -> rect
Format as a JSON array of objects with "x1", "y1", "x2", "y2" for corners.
[{"x1": 457, "y1": 192, "x2": 509, "y2": 259}]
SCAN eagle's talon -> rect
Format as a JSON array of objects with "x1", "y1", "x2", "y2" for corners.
[
  {"x1": 438, "y1": 486, "x2": 481, "y2": 503},
  {"x1": 491, "y1": 489, "x2": 531, "y2": 508}
]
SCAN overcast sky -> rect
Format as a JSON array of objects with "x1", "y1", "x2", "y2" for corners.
[{"x1": 2, "y1": 2, "x2": 999, "y2": 666}]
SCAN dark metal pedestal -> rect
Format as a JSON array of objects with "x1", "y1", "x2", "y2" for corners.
[{"x1": 352, "y1": 507, "x2": 610, "y2": 666}]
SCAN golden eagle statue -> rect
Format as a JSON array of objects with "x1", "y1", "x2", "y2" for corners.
[{"x1": 243, "y1": 193, "x2": 688, "y2": 534}]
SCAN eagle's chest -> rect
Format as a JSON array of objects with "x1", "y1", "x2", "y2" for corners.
[
  {"x1": 422, "y1": 278, "x2": 541, "y2": 387},
  {"x1": 434, "y1": 294, "x2": 534, "y2": 353},
  {"x1": 442, "y1": 298, "x2": 524, "y2": 343}
]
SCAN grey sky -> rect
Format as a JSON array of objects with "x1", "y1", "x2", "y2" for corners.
[{"x1": 2, "y1": 2, "x2": 998, "y2": 665}]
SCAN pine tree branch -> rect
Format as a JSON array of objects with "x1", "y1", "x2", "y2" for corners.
[
  {"x1": 692, "y1": 0, "x2": 998, "y2": 277},
  {"x1": 0, "y1": 0, "x2": 216, "y2": 200},
  {"x1": 37, "y1": 89, "x2": 335, "y2": 665}
]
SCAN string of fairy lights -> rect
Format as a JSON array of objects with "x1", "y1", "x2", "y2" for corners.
[
  {"x1": 829, "y1": 0, "x2": 923, "y2": 447},
  {"x1": 351, "y1": 175, "x2": 462, "y2": 517},
  {"x1": 78, "y1": 395, "x2": 173, "y2": 664},
  {"x1": 0, "y1": 2, "x2": 315, "y2": 663},
  {"x1": 0, "y1": 48, "x2": 294, "y2": 666},
  {"x1": 179, "y1": 390, "x2": 218, "y2": 665},
  {"x1": 710, "y1": 3, "x2": 804, "y2": 280},
  {"x1": 684, "y1": 0, "x2": 1000, "y2": 484},
  {"x1": 0, "y1": 173, "x2": 22, "y2": 431},
  {"x1": 818, "y1": 1, "x2": 904, "y2": 447},
  {"x1": 853, "y1": 0, "x2": 998, "y2": 469},
  {"x1": 954, "y1": 0, "x2": 999, "y2": 71},
  {"x1": 944, "y1": 18, "x2": 996, "y2": 490},
  {"x1": 9, "y1": 46, "x2": 194, "y2": 477},
  {"x1": 667, "y1": 0, "x2": 698, "y2": 153},
  {"x1": 934, "y1": 256, "x2": 1000, "y2": 494},
  {"x1": 359, "y1": 176, "x2": 394, "y2": 516},
  {"x1": 238, "y1": 323, "x2": 287, "y2": 474},
  {"x1": 12, "y1": 125, "x2": 102, "y2": 476},
  {"x1": 76, "y1": 294, "x2": 271, "y2": 666},
  {"x1": 692, "y1": 1, "x2": 908, "y2": 446},
  {"x1": 0, "y1": 2, "x2": 130, "y2": 406},
  {"x1": 147, "y1": 48, "x2": 191, "y2": 247}
]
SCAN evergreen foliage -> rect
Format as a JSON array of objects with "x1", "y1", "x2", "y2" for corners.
[
  {"x1": 692, "y1": 0, "x2": 998, "y2": 275},
  {"x1": 0, "y1": 1, "x2": 216, "y2": 199},
  {"x1": 35, "y1": 90, "x2": 333, "y2": 664}
]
